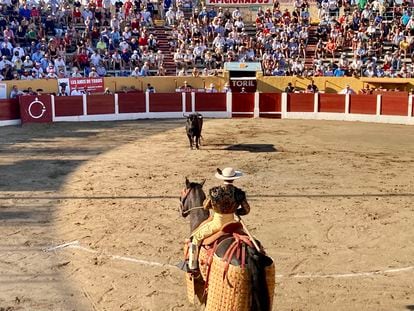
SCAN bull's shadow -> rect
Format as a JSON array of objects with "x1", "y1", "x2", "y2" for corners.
[{"x1": 225, "y1": 144, "x2": 277, "y2": 153}]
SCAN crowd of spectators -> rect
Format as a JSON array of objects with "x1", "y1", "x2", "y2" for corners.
[
  {"x1": 258, "y1": 0, "x2": 414, "y2": 77},
  {"x1": 1, "y1": 0, "x2": 414, "y2": 81},
  {"x1": 306, "y1": 0, "x2": 414, "y2": 78},
  {"x1": 0, "y1": 0, "x2": 163, "y2": 81}
]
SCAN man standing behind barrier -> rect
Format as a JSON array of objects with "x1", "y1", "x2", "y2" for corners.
[
  {"x1": 285, "y1": 82, "x2": 296, "y2": 93},
  {"x1": 339, "y1": 84, "x2": 356, "y2": 94}
]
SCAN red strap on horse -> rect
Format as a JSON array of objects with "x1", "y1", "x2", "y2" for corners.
[
  {"x1": 241, "y1": 243, "x2": 246, "y2": 269},
  {"x1": 203, "y1": 240, "x2": 219, "y2": 297}
]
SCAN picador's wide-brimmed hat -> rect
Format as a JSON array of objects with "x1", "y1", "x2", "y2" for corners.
[{"x1": 215, "y1": 167, "x2": 243, "y2": 180}]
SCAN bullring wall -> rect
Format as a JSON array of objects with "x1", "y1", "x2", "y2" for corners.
[{"x1": 2, "y1": 92, "x2": 413, "y2": 127}]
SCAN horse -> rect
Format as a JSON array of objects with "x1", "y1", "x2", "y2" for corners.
[
  {"x1": 185, "y1": 113, "x2": 203, "y2": 150},
  {"x1": 179, "y1": 178, "x2": 275, "y2": 311}
]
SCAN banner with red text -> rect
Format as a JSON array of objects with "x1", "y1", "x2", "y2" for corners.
[
  {"x1": 58, "y1": 78, "x2": 105, "y2": 96},
  {"x1": 205, "y1": 0, "x2": 270, "y2": 5}
]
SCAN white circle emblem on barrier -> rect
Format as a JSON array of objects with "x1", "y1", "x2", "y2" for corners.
[{"x1": 28, "y1": 97, "x2": 47, "y2": 119}]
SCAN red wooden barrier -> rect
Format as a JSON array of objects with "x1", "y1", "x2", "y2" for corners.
[
  {"x1": 259, "y1": 93, "x2": 281, "y2": 118},
  {"x1": 118, "y1": 92, "x2": 146, "y2": 113},
  {"x1": 186, "y1": 93, "x2": 191, "y2": 113},
  {"x1": 87, "y1": 95, "x2": 115, "y2": 115},
  {"x1": 381, "y1": 94, "x2": 408, "y2": 116},
  {"x1": 232, "y1": 93, "x2": 254, "y2": 118},
  {"x1": 319, "y1": 94, "x2": 345, "y2": 113},
  {"x1": 149, "y1": 93, "x2": 182, "y2": 112},
  {"x1": 349, "y1": 94, "x2": 376, "y2": 114},
  {"x1": 55, "y1": 96, "x2": 84, "y2": 116},
  {"x1": 19, "y1": 95, "x2": 52, "y2": 123},
  {"x1": 287, "y1": 93, "x2": 314, "y2": 112},
  {"x1": 0, "y1": 98, "x2": 20, "y2": 120},
  {"x1": 195, "y1": 93, "x2": 227, "y2": 111}
]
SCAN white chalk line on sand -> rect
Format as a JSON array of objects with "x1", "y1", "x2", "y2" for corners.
[{"x1": 45, "y1": 241, "x2": 414, "y2": 279}]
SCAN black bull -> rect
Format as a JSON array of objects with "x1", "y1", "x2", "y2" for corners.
[{"x1": 185, "y1": 113, "x2": 203, "y2": 149}]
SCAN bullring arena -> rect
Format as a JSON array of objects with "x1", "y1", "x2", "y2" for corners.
[{"x1": 1, "y1": 105, "x2": 414, "y2": 310}]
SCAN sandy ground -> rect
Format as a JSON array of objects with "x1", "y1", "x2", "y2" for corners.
[{"x1": 0, "y1": 118, "x2": 413, "y2": 311}]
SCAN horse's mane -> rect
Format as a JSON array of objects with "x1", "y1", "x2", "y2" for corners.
[{"x1": 183, "y1": 179, "x2": 209, "y2": 232}]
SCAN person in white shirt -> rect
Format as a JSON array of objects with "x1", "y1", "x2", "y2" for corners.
[
  {"x1": 10, "y1": 85, "x2": 24, "y2": 98},
  {"x1": 88, "y1": 67, "x2": 99, "y2": 77},
  {"x1": 110, "y1": 17, "x2": 120, "y2": 31},
  {"x1": 193, "y1": 43, "x2": 205, "y2": 65},
  {"x1": 71, "y1": 67, "x2": 83, "y2": 78},
  {"x1": 131, "y1": 67, "x2": 140, "y2": 77},
  {"x1": 166, "y1": 7, "x2": 175, "y2": 25},
  {"x1": 232, "y1": 8, "x2": 241, "y2": 20},
  {"x1": 212, "y1": 34, "x2": 225, "y2": 50},
  {"x1": 32, "y1": 63, "x2": 44, "y2": 79},
  {"x1": 174, "y1": 49, "x2": 185, "y2": 69},
  {"x1": 90, "y1": 52, "x2": 102, "y2": 67},
  {"x1": 71, "y1": 87, "x2": 84, "y2": 96},
  {"x1": 206, "y1": 83, "x2": 218, "y2": 93},
  {"x1": 23, "y1": 56, "x2": 34, "y2": 70},
  {"x1": 222, "y1": 82, "x2": 231, "y2": 93},
  {"x1": 119, "y1": 39, "x2": 130, "y2": 51},
  {"x1": 54, "y1": 56, "x2": 66, "y2": 74},
  {"x1": 11, "y1": 51, "x2": 22, "y2": 64},
  {"x1": 46, "y1": 71, "x2": 58, "y2": 79},
  {"x1": 339, "y1": 85, "x2": 355, "y2": 94},
  {"x1": 0, "y1": 56, "x2": 13, "y2": 71},
  {"x1": 20, "y1": 71, "x2": 34, "y2": 80},
  {"x1": 176, "y1": 8, "x2": 184, "y2": 21},
  {"x1": 13, "y1": 44, "x2": 25, "y2": 59}
]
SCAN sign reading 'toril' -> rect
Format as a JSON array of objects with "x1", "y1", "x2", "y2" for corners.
[
  {"x1": 230, "y1": 78, "x2": 257, "y2": 93},
  {"x1": 206, "y1": 0, "x2": 270, "y2": 4}
]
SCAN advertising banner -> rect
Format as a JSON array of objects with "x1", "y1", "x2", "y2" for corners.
[
  {"x1": 58, "y1": 78, "x2": 104, "y2": 95},
  {"x1": 19, "y1": 95, "x2": 52, "y2": 124},
  {"x1": 205, "y1": 0, "x2": 270, "y2": 4}
]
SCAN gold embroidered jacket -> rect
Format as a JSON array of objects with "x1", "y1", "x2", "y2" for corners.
[{"x1": 203, "y1": 184, "x2": 250, "y2": 215}]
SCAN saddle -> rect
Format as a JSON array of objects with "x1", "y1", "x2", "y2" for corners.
[{"x1": 201, "y1": 221, "x2": 244, "y2": 246}]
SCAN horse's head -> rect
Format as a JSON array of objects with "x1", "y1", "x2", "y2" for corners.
[{"x1": 179, "y1": 177, "x2": 206, "y2": 218}]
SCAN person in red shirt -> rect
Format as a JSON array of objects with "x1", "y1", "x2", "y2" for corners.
[
  {"x1": 131, "y1": 17, "x2": 140, "y2": 31},
  {"x1": 73, "y1": 7, "x2": 82, "y2": 24},
  {"x1": 31, "y1": 6, "x2": 40, "y2": 24},
  {"x1": 124, "y1": 0, "x2": 132, "y2": 18},
  {"x1": 75, "y1": 49, "x2": 89, "y2": 70},
  {"x1": 138, "y1": 33, "x2": 148, "y2": 47},
  {"x1": 325, "y1": 38, "x2": 337, "y2": 59}
]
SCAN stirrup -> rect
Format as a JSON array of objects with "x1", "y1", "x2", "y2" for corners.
[{"x1": 188, "y1": 243, "x2": 199, "y2": 270}]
